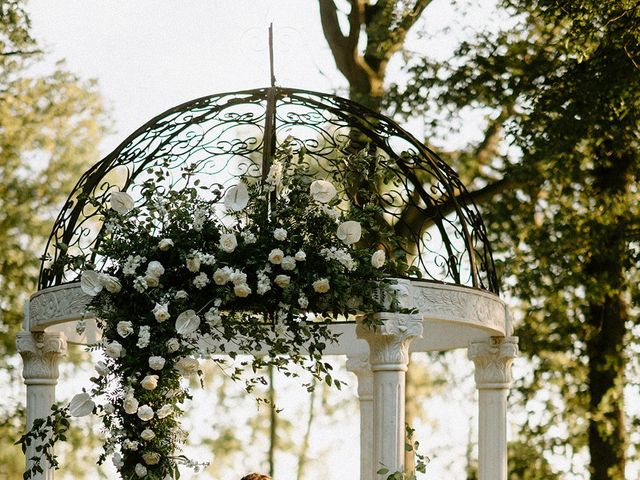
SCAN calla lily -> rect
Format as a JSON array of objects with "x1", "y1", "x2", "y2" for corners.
[
  {"x1": 69, "y1": 392, "x2": 95, "y2": 417},
  {"x1": 310, "y1": 180, "x2": 337, "y2": 204},
  {"x1": 80, "y1": 270, "x2": 103, "y2": 296},
  {"x1": 337, "y1": 220, "x2": 362, "y2": 245},
  {"x1": 110, "y1": 191, "x2": 134, "y2": 214},
  {"x1": 175, "y1": 310, "x2": 201, "y2": 335},
  {"x1": 223, "y1": 182, "x2": 249, "y2": 211}
]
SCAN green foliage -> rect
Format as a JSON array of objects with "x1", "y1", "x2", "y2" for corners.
[{"x1": 377, "y1": 424, "x2": 430, "y2": 480}]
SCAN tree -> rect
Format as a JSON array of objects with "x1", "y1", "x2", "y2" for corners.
[
  {"x1": 385, "y1": 0, "x2": 640, "y2": 478},
  {"x1": 0, "y1": 0, "x2": 108, "y2": 476}
]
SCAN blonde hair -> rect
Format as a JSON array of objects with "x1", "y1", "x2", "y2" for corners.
[{"x1": 241, "y1": 474, "x2": 271, "y2": 480}]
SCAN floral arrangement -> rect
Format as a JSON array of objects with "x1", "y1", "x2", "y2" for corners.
[{"x1": 20, "y1": 146, "x2": 414, "y2": 479}]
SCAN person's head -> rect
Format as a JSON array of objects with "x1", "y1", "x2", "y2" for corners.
[{"x1": 241, "y1": 474, "x2": 271, "y2": 480}]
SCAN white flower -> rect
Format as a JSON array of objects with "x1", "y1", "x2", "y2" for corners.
[
  {"x1": 312, "y1": 278, "x2": 330, "y2": 293},
  {"x1": 166, "y1": 338, "x2": 180, "y2": 353},
  {"x1": 298, "y1": 295, "x2": 309, "y2": 308},
  {"x1": 140, "y1": 429, "x2": 155, "y2": 441},
  {"x1": 137, "y1": 405, "x2": 154, "y2": 421},
  {"x1": 268, "y1": 248, "x2": 284, "y2": 265},
  {"x1": 274, "y1": 274, "x2": 290, "y2": 288},
  {"x1": 123, "y1": 255, "x2": 145, "y2": 276},
  {"x1": 234, "y1": 283, "x2": 252, "y2": 298},
  {"x1": 321, "y1": 204, "x2": 340, "y2": 219},
  {"x1": 80, "y1": 270, "x2": 103, "y2": 296},
  {"x1": 175, "y1": 357, "x2": 199, "y2": 377},
  {"x1": 273, "y1": 228, "x2": 287, "y2": 241},
  {"x1": 223, "y1": 182, "x2": 250, "y2": 211},
  {"x1": 123, "y1": 396, "x2": 139, "y2": 415},
  {"x1": 156, "y1": 404, "x2": 173, "y2": 419},
  {"x1": 141, "y1": 375, "x2": 159, "y2": 391},
  {"x1": 175, "y1": 290, "x2": 188, "y2": 300},
  {"x1": 112, "y1": 453, "x2": 124, "y2": 469},
  {"x1": 295, "y1": 251, "x2": 306, "y2": 261},
  {"x1": 193, "y1": 208, "x2": 207, "y2": 232},
  {"x1": 205, "y1": 308, "x2": 221, "y2": 326},
  {"x1": 310, "y1": 179, "x2": 337, "y2": 203},
  {"x1": 69, "y1": 392, "x2": 95, "y2": 417},
  {"x1": 265, "y1": 161, "x2": 283, "y2": 187},
  {"x1": 153, "y1": 303, "x2": 170, "y2": 322},
  {"x1": 100, "y1": 274, "x2": 122, "y2": 293},
  {"x1": 337, "y1": 220, "x2": 362, "y2": 245},
  {"x1": 116, "y1": 321, "x2": 134, "y2": 338},
  {"x1": 110, "y1": 191, "x2": 134, "y2": 214},
  {"x1": 145, "y1": 275, "x2": 159, "y2": 288},
  {"x1": 135, "y1": 463, "x2": 148, "y2": 477},
  {"x1": 186, "y1": 255, "x2": 201, "y2": 273},
  {"x1": 200, "y1": 253, "x2": 216, "y2": 265},
  {"x1": 143, "y1": 452, "x2": 161, "y2": 466},
  {"x1": 213, "y1": 267, "x2": 232, "y2": 285},
  {"x1": 193, "y1": 272, "x2": 209, "y2": 289},
  {"x1": 105, "y1": 341, "x2": 124, "y2": 358},
  {"x1": 175, "y1": 310, "x2": 201, "y2": 335},
  {"x1": 230, "y1": 270, "x2": 247, "y2": 285},
  {"x1": 146, "y1": 260, "x2": 165, "y2": 278},
  {"x1": 149, "y1": 356, "x2": 166, "y2": 370},
  {"x1": 281, "y1": 256, "x2": 296, "y2": 271},
  {"x1": 242, "y1": 231, "x2": 257, "y2": 244},
  {"x1": 158, "y1": 238, "x2": 174, "y2": 251},
  {"x1": 124, "y1": 439, "x2": 140, "y2": 450},
  {"x1": 95, "y1": 361, "x2": 109, "y2": 377},
  {"x1": 133, "y1": 276, "x2": 148, "y2": 292},
  {"x1": 103, "y1": 402, "x2": 115, "y2": 415},
  {"x1": 137, "y1": 326, "x2": 151, "y2": 349},
  {"x1": 371, "y1": 250, "x2": 386, "y2": 269},
  {"x1": 219, "y1": 233, "x2": 238, "y2": 253}
]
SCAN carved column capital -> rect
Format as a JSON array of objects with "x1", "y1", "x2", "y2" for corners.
[
  {"x1": 468, "y1": 336, "x2": 519, "y2": 389},
  {"x1": 346, "y1": 353, "x2": 374, "y2": 399},
  {"x1": 357, "y1": 313, "x2": 423, "y2": 371},
  {"x1": 16, "y1": 332, "x2": 67, "y2": 385}
]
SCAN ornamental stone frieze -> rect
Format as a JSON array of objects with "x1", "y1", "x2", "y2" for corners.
[
  {"x1": 28, "y1": 283, "x2": 92, "y2": 330},
  {"x1": 468, "y1": 336, "x2": 519, "y2": 388},
  {"x1": 356, "y1": 314, "x2": 423, "y2": 369},
  {"x1": 16, "y1": 332, "x2": 68, "y2": 383}
]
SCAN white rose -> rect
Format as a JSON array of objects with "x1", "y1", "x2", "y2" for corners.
[
  {"x1": 95, "y1": 361, "x2": 109, "y2": 377},
  {"x1": 219, "y1": 233, "x2": 238, "y2": 253},
  {"x1": 186, "y1": 256, "x2": 201, "y2": 273},
  {"x1": 193, "y1": 272, "x2": 209, "y2": 289},
  {"x1": 137, "y1": 405, "x2": 154, "y2": 421},
  {"x1": 123, "y1": 396, "x2": 139, "y2": 415},
  {"x1": 234, "y1": 283, "x2": 252, "y2": 298},
  {"x1": 116, "y1": 321, "x2": 134, "y2": 338},
  {"x1": 80, "y1": 270, "x2": 103, "y2": 296},
  {"x1": 149, "y1": 356, "x2": 166, "y2": 370},
  {"x1": 124, "y1": 439, "x2": 140, "y2": 451},
  {"x1": 175, "y1": 310, "x2": 201, "y2": 335},
  {"x1": 143, "y1": 452, "x2": 161, "y2": 466},
  {"x1": 312, "y1": 278, "x2": 330, "y2": 293},
  {"x1": 135, "y1": 463, "x2": 147, "y2": 478},
  {"x1": 100, "y1": 274, "x2": 122, "y2": 293},
  {"x1": 273, "y1": 228, "x2": 287, "y2": 241},
  {"x1": 166, "y1": 338, "x2": 180, "y2": 353},
  {"x1": 281, "y1": 256, "x2": 296, "y2": 271},
  {"x1": 223, "y1": 182, "x2": 250, "y2": 211},
  {"x1": 156, "y1": 404, "x2": 173, "y2": 419},
  {"x1": 213, "y1": 267, "x2": 231, "y2": 285},
  {"x1": 310, "y1": 179, "x2": 337, "y2": 204},
  {"x1": 158, "y1": 238, "x2": 174, "y2": 251},
  {"x1": 110, "y1": 191, "x2": 134, "y2": 214},
  {"x1": 141, "y1": 375, "x2": 159, "y2": 391},
  {"x1": 140, "y1": 429, "x2": 155, "y2": 441},
  {"x1": 105, "y1": 341, "x2": 124, "y2": 359},
  {"x1": 337, "y1": 220, "x2": 362, "y2": 245},
  {"x1": 174, "y1": 290, "x2": 188, "y2": 300},
  {"x1": 274, "y1": 274, "x2": 290, "y2": 288},
  {"x1": 175, "y1": 357, "x2": 199, "y2": 377},
  {"x1": 146, "y1": 260, "x2": 165, "y2": 278},
  {"x1": 69, "y1": 392, "x2": 95, "y2": 417},
  {"x1": 112, "y1": 453, "x2": 124, "y2": 469},
  {"x1": 295, "y1": 251, "x2": 306, "y2": 261},
  {"x1": 145, "y1": 275, "x2": 159, "y2": 288},
  {"x1": 371, "y1": 250, "x2": 386, "y2": 269},
  {"x1": 268, "y1": 248, "x2": 284, "y2": 265},
  {"x1": 152, "y1": 303, "x2": 170, "y2": 322},
  {"x1": 103, "y1": 402, "x2": 115, "y2": 415}
]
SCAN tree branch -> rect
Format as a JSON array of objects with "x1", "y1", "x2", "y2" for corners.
[{"x1": 0, "y1": 49, "x2": 42, "y2": 57}]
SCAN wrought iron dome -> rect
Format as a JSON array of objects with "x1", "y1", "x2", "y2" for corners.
[{"x1": 38, "y1": 87, "x2": 499, "y2": 293}]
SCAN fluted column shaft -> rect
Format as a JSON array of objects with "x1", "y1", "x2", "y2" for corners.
[{"x1": 346, "y1": 353, "x2": 374, "y2": 480}]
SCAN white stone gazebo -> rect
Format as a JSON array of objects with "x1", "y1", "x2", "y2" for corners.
[{"x1": 18, "y1": 87, "x2": 518, "y2": 480}]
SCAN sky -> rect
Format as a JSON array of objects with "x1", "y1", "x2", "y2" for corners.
[{"x1": 24, "y1": 1, "x2": 523, "y2": 479}]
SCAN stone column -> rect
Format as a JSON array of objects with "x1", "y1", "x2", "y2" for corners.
[
  {"x1": 468, "y1": 336, "x2": 519, "y2": 480},
  {"x1": 346, "y1": 352, "x2": 374, "y2": 480},
  {"x1": 357, "y1": 313, "x2": 423, "y2": 479},
  {"x1": 16, "y1": 331, "x2": 68, "y2": 480}
]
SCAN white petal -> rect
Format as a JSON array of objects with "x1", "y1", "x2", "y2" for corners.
[
  {"x1": 110, "y1": 191, "x2": 134, "y2": 214},
  {"x1": 69, "y1": 392, "x2": 95, "y2": 417},
  {"x1": 336, "y1": 221, "x2": 362, "y2": 245},
  {"x1": 175, "y1": 310, "x2": 201, "y2": 335},
  {"x1": 223, "y1": 183, "x2": 249, "y2": 211},
  {"x1": 310, "y1": 180, "x2": 337, "y2": 204},
  {"x1": 80, "y1": 270, "x2": 103, "y2": 296}
]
